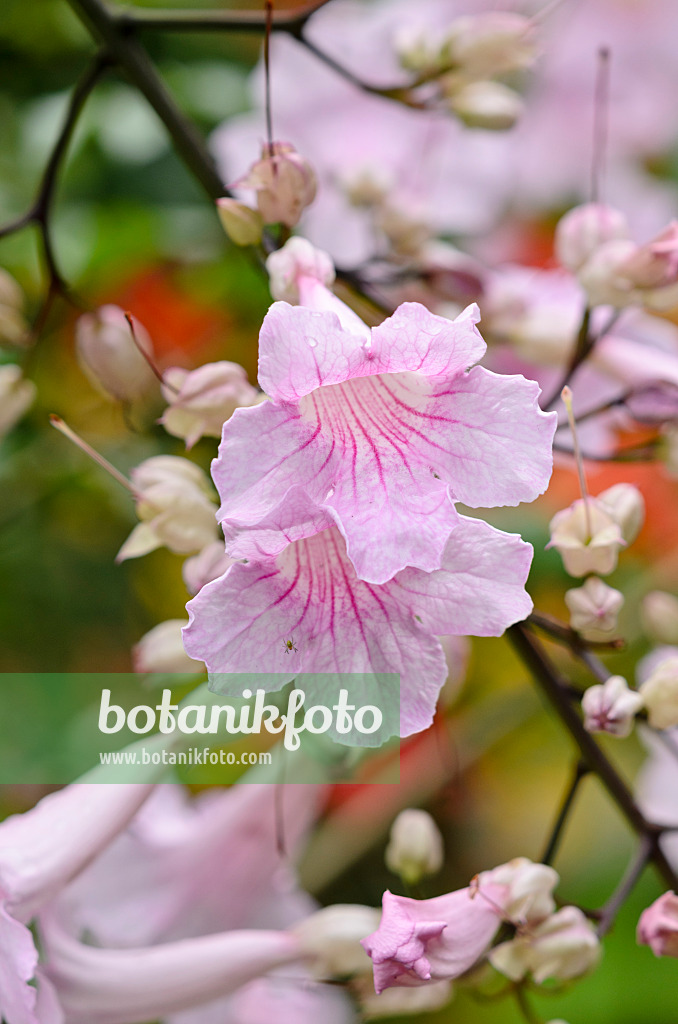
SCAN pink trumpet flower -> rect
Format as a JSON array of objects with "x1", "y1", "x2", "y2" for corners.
[
  {"x1": 39, "y1": 912, "x2": 304, "y2": 1024},
  {"x1": 213, "y1": 270, "x2": 556, "y2": 585},
  {"x1": 0, "y1": 783, "x2": 158, "y2": 1024}
]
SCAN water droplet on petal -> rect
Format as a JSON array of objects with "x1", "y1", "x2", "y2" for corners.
[
  {"x1": 325, "y1": 486, "x2": 335, "y2": 499},
  {"x1": 306, "y1": 336, "x2": 317, "y2": 349}
]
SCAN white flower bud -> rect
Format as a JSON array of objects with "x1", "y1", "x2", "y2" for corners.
[
  {"x1": 596, "y1": 483, "x2": 644, "y2": 544},
  {"x1": 555, "y1": 204, "x2": 630, "y2": 273},
  {"x1": 75, "y1": 305, "x2": 158, "y2": 403},
  {"x1": 117, "y1": 455, "x2": 219, "y2": 562},
  {"x1": 385, "y1": 809, "x2": 444, "y2": 885},
  {"x1": 446, "y1": 80, "x2": 524, "y2": 131},
  {"x1": 0, "y1": 268, "x2": 29, "y2": 346},
  {"x1": 548, "y1": 499, "x2": 625, "y2": 577},
  {"x1": 393, "y1": 26, "x2": 441, "y2": 75},
  {"x1": 576, "y1": 239, "x2": 639, "y2": 308},
  {"x1": 133, "y1": 619, "x2": 203, "y2": 673},
  {"x1": 581, "y1": 675, "x2": 642, "y2": 737},
  {"x1": 565, "y1": 576, "x2": 624, "y2": 640},
  {"x1": 216, "y1": 198, "x2": 264, "y2": 246},
  {"x1": 443, "y1": 12, "x2": 537, "y2": 79},
  {"x1": 293, "y1": 904, "x2": 381, "y2": 978},
  {"x1": 0, "y1": 364, "x2": 36, "y2": 437},
  {"x1": 340, "y1": 166, "x2": 393, "y2": 208},
  {"x1": 480, "y1": 857, "x2": 558, "y2": 926},
  {"x1": 182, "y1": 541, "x2": 234, "y2": 596},
  {"x1": 160, "y1": 361, "x2": 260, "y2": 448},
  {"x1": 490, "y1": 906, "x2": 601, "y2": 984},
  {"x1": 235, "y1": 142, "x2": 317, "y2": 228},
  {"x1": 373, "y1": 202, "x2": 433, "y2": 258},
  {"x1": 266, "y1": 237, "x2": 335, "y2": 303},
  {"x1": 638, "y1": 655, "x2": 678, "y2": 729},
  {"x1": 642, "y1": 591, "x2": 678, "y2": 645}
]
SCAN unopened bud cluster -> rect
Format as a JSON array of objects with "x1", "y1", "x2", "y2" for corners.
[
  {"x1": 395, "y1": 13, "x2": 537, "y2": 131},
  {"x1": 556, "y1": 204, "x2": 678, "y2": 312},
  {"x1": 549, "y1": 483, "x2": 644, "y2": 647},
  {"x1": 217, "y1": 142, "x2": 317, "y2": 245},
  {"x1": 479, "y1": 857, "x2": 601, "y2": 984}
]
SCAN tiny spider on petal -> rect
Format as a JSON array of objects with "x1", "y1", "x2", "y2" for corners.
[{"x1": 282, "y1": 638, "x2": 298, "y2": 654}]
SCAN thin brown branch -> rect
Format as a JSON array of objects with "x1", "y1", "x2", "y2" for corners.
[
  {"x1": 507, "y1": 622, "x2": 678, "y2": 889},
  {"x1": 528, "y1": 611, "x2": 625, "y2": 653},
  {"x1": 115, "y1": 0, "x2": 333, "y2": 33},
  {"x1": 0, "y1": 53, "x2": 109, "y2": 306},
  {"x1": 67, "y1": 0, "x2": 225, "y2": 199},
  {"x1": 541, "y1": 760, "x2": 590, "y2": 866},
  {"x1": 596, "y1": 836, "x2": 652, "y2": 937}
]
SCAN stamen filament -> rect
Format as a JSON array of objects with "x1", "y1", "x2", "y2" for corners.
[
  {"x1": 49, "y1": 414, "x2": 137, "y2": 495},
  {"x1": 562, "y1": 386, "x2": 593, "y2": 539},
  {"x1": 123, "y1": 311, "x2": 178, "y2": 393}
]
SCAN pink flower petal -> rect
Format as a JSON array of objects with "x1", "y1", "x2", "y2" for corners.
[
  {"x1": 184, "y1": 520, "x2": 533, "y2": 737},
  {"x1": 216, "y1": 301, "x2": 555, "y2": 583},
  {"x1": 0, "y1": 903, "x2": 39, "y2": 1024}
]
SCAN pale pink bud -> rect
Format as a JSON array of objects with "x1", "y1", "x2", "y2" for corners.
[
  {"x1": 385, "y1": 809, "x2": 444, "y2": 885},
  {"x1": 117, "y1": 455, "x2": 219, "y2": 562},
  {"x1": 266, "y1": 236, "x2": 335, "y2": 303},
  {"x1": 638, "y1": 654, "x2": 678, "y2": 729},
  {"x1": 236, "y1": 142, "x2": 317, "y2": 228},
  {"x1": 75, "y1": 305, "x2": 157, "y2": 402},
  {"x1": 374, "y1": 202, "x2": 433, "y2": 257},
  {"x1": 576, "y1": 239, "x2": 639, "y2": 308},
  {"x1": 0, "y1": 364, "x2": 36, "y2": 438},
  {"x1": 361, "y1": 887, "x2": 504, "y2": 992},
  {"x1": 182, "y1": 541, "x2": 234, "y2": 595},
  {"x1": 294, "y1": 904, "x2": 381, "y2": 978},
  {"x1": 555, "y1": 204, "x2": 630, "y2": 273},
  {"x1": 216, "y1": 197, "x2": 264, "y2": 246},
  {"x1": 340, "y1": 166, "x2": 393, "y2": 208},
  {"x1": 132, "y1": 619, "x2": 203, "y2": 674},
  {"x1": 547, "y1": 499, "x2": 625, "y2": 577},
  {"x1": 160, "y1": 361, "x2": 259, "y2": 448},
  {"x1": 42, "y1": 914, "x2": 304, "y2": 1024},
  {"x1": 478, "y1": 857, "x2": 558, "y2": 926},
  {"x1": 0, "y1": 267, "x2": 28, "y2": 346},
  {"x1": 619, "y1": 222, "x2": 678, "y2": 291},
  {"x1": 637, "y1": 891, "x2": 678, "y2": 958},
  {"x1": 444, "y1": 13, "x2": 537, "y2": 79},
  {"x1": 447, "y1": 80, "x2": 524, "y2": 131},
  {"x1": 642, "y1": 591, "x2": 678, "y2": 645},
  {"x1": 565, "y1": 577, "x2": 624, "y2": 641},
  {"x1": 596, "y1": 483, "x2": 644, "y2": 544},
  {"x1": 490, "y1": 906, "x2": 600, "y2": 983},
  {"x1": 581, "y1": 675, "x2": 642, "y2": 737}
]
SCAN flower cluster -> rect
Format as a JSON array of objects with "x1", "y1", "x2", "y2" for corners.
[
  {"x1": 183, "y1": 239, "x2": 557, "y2": 735},
  {"x1": 361, "y1": 856, "x2": 600, "y2": 994}
]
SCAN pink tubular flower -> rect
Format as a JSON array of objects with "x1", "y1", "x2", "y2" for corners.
[
  {"x1": 183, "y1": 516, "x2": 533, "y2": 736},
  {"x1": 637, "y1": 891, "x2": 678, "y2": 958},
  {"x1": 40, "y1": 912, "x2": 304, "y2": 1024},
  {"x1": 213, "y1": 271, "x2": 556, "y2": 585},
  {"x1": 0, "y1": 783, "x2": 157, "y2": 1024},
  {"x1": 360, "y1": 887, "x2": 503, "y2": 993}
]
